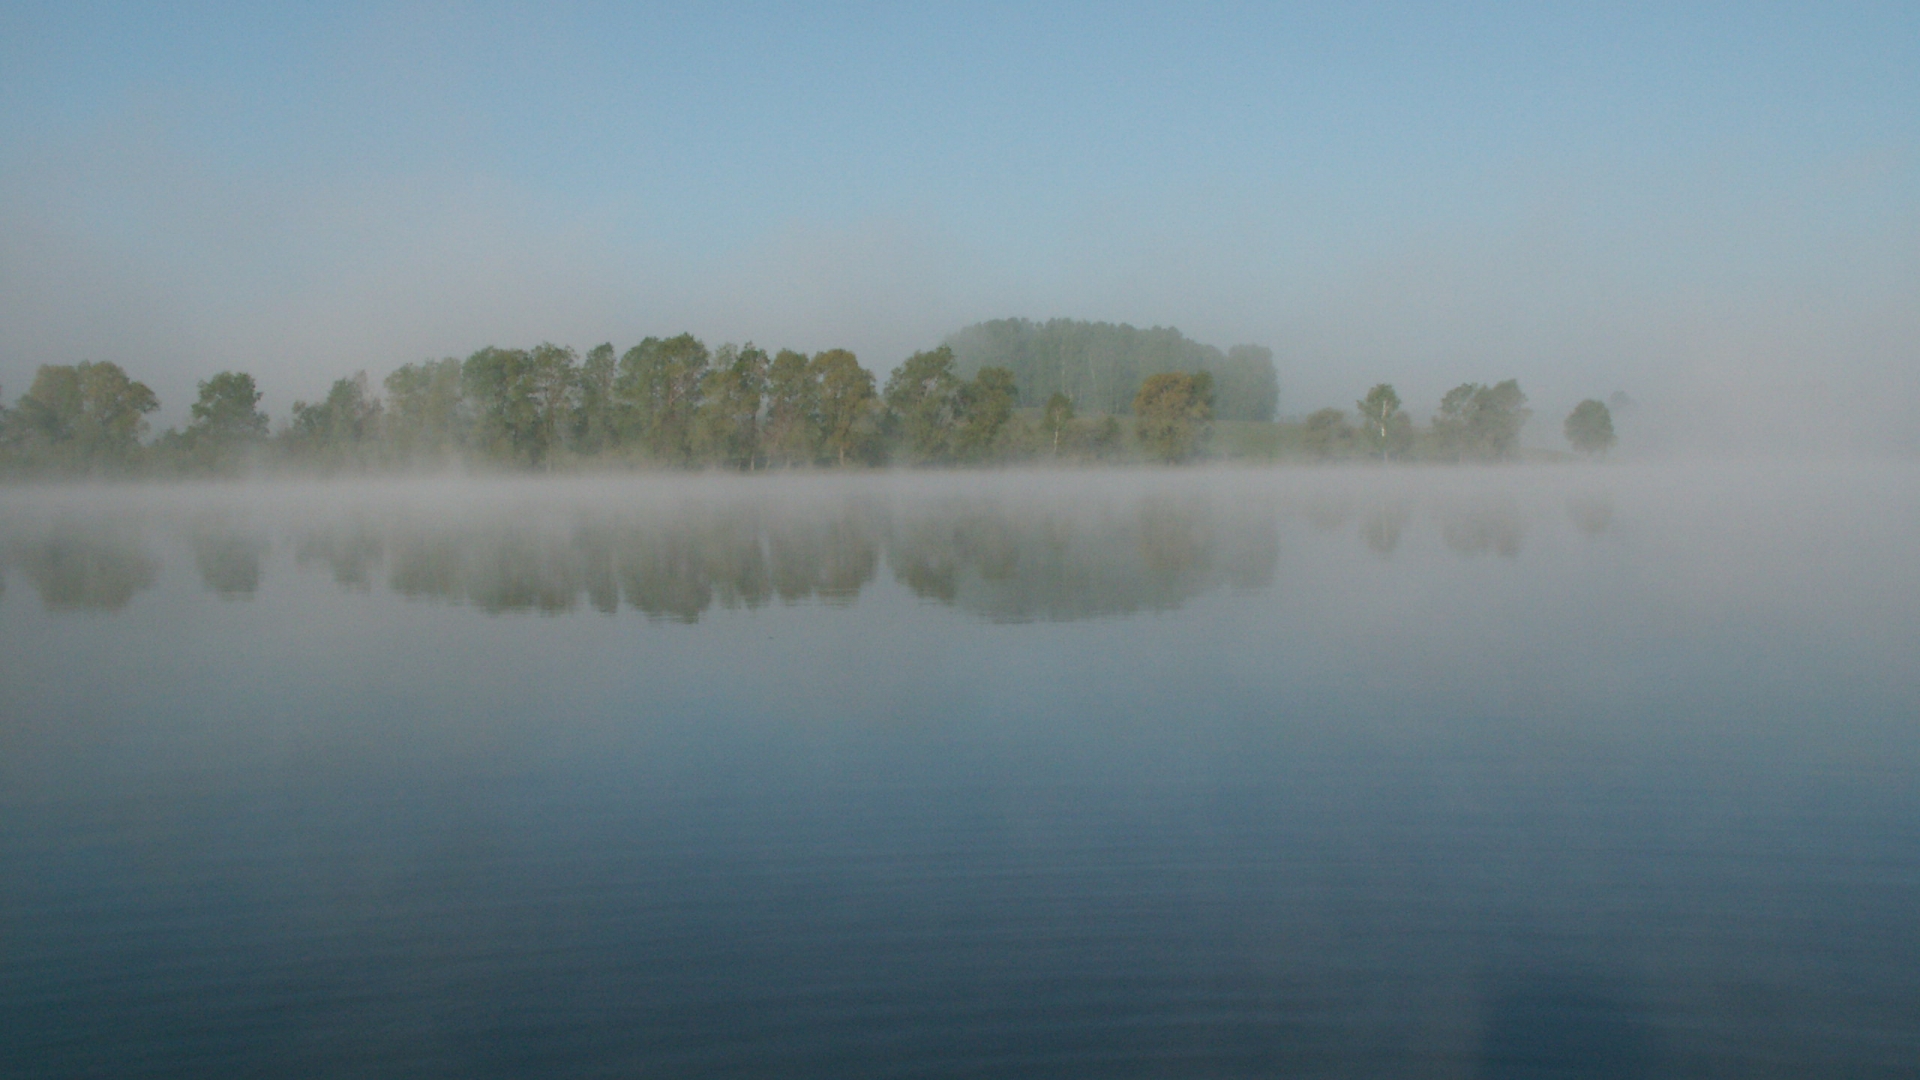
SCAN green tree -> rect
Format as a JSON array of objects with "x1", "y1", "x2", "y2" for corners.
[
  {"x1": 694, "y1": 343, "x2": 769, "y2": 468},
  {"x1": 525, "y1": 343, "x2": 579, "y2": 464},
  {"x1": 616, "y1": 334, "x2": 709, "y2": 462},
  {"x1": 762, "y1": 348, "x2": 821, "y2": 466},
  {"x1": 15, "y1": 361, "x2": 159, "y2": 470},
  {"x1": 575, "y1": 343, "x2": 619, "y2": 454},
  {"x1": 883, "y1": 346, "x2": 964, "y2": 462},
  {"x1": 1564, "y1": 398, "x2": 1617, "y2": 456},
  {"x1": 290, "y1": 372, "x2": 382, "y2": 463},
  {"x1": 1356, "y1": 383, "x2": 1406, "y2": 461},
  {"x1": 1302, "y1": 407, "x2": 1354, "y2": 461},
  {"x1": 944, "y1": 318, "x2": 1277, "y2": 420},
  {"x1": 188, "y1": 371, "x2": 269, "y2": 444},
  {"x1": 1043, "y1": 391, "x2": 1075, "y2": 456},
  {"x1": 815, "y1": 349, "x2": 879, "y2": 466},
  {"x1": 1432, "y1": 379, "x2": 1531, "y2": 461},
  {"x1": 384, "y1": 358, "x2": 465, "y2": 460},
  {"x1": 460, "y1": 348, "x2": 537, "y2": 462},
  {"x1": 1132, "y1": 371, "x2": 1212, "y2": 463},
  {"x1": 955, "y1": 366, "x2": 1017, "y2": 461}
]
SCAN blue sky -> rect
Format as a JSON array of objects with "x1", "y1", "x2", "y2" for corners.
[{"x1": 2, "y1": 2, "x2": 1915, "y2": 448}]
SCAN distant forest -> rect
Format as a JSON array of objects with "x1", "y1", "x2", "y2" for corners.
[
  {"x1": 945, "y1": 319, "x2": 1278, "y2": 421},
  {"x1": 0, "y1": 321, "x2": 1618, "y2": 477}
]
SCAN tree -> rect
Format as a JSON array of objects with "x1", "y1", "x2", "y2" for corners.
[
  {"x1": 1564, "y1": 398, "x2": 1617, "y2": 456},
  {"x1": 1302, "y1": 407, "x2": 1353, "y2": 461},
  {"x1": 693, "y1": 343, "x2": 768, "y2": 468},
  {"x1": 617, "y1": 334, "x2": 709, "y2": 462},
  {"x1": 955, "y1": 366, "x2": 1017, "y2": 461},
  {"x1": 189, "y1": 372, "x2": 269, "y2": 444},
  {"x1": 761, "y1": 348, "x2": 821, "y2": 466},
  {"x1": 575, "y1": 343, "x2": 619, "y2": 454},
  {"x1": 15, "y1": 361, "x2": 158, "y2": 470},
  {"x1": 815, "y1": 349, "x2": 879, "y2": 466},
  {"x1": 883, "y1": 346, "x2": 964, "y2": 462},
  {"x1": 1043, "y1": 392, "x2": 1075, "y2": 456},
  {"x1": 525, "y1": 343, "x2": 580, "y2": 464},
  {"x1": 384, "y1": 358, "x2": 465, "y2": 460},
  {"x1": 290, "y1": 372, "x2": 382, "y2": 462},
  {"x1": 1433, "y1": 379, "x2": 1531, "y2": 461},
  {"x1": 944, "y1": 318, "x2": 1277, "y2": 420},
  {"x1": 1355, "y1": 383, "x2": 1404, "y2": 461},
  {"x1": 1132, "y1": 371, "x2": 1212, "y2": 463}
]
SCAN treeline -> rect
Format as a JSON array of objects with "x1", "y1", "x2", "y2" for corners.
[
  {"x1": 945, "y1": 318, "x2": 1278, "y2": 421},
  {"x1": 0, "y1": 342, "x2": 1062, "y2": 475},
  {"x1": 0, "y1": 333, "x2": 1618, "y2": 477},
  {"x1": 1272, "y1": 380, "x2": 1617, "y2": 463}
]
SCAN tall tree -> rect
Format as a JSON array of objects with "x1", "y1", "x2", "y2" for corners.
[
  {"x1": 575, "y1": 343, "x2": 619, "y2": 454},
  {"x1": 814, "y1": 349, "x2": 879, "y2": 466},
  {"x1": 694, "y1": 344, "x2": 769, "y2": 468},
  {"x1": 761, "y1": 348, "x2": 821, "y2": 466},
  {"x1": 527, "y1": 343, "x2": 579, "y2": 463},
  {"x1": 1356, "y1": 383, "x2": 1404, "y2": 461},
  {"x1": 290, "y1": 373, "x2": 382, "y2": 461},
  {"x1": 188, "y1": 371, "x2": 269, "y2": 445},
  {"x1": 16, "y1": 361, "x2": 158, "y2": 470},
  {"x1": 1433, "y1": 379, "x2": 1531, "y2": 461},
  {"x1": 1043, "y1": 392, "x2": 1075, "y2": 456},
  {"x1": 883, "y1": 346, "x2": 963, "y2": 462},
  {"x1": 384, "y1": 358, "x2": 465, "y2": 459},
  {"x1": 617, "y1": 334, "x2": 709, "y2": 462},
  {"x1": 1133, "y1": 371, "x2": 1212, "y2": 463},
  {"x1": 955, "y1": 366, "x2": 1017, "y2": 461},
  {"x1": 460, "y1": 347, "x2": 538, "y2": 462},
  {"x1": 1564, "y1": 399, "x2": 1617, "y2": 456}
]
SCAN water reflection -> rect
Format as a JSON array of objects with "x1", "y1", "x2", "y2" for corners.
[
  {"x1": 290, "y1": 495, "x2": 1275, "y2": 622},
  {"x1": 4, "y1": 522, "x2": 158, "y2": 610},
  {"x1": 1438, "y1": 495, "x2": 1527, "y2": 558},
  {"x1": 0, "y1": 480, "x2": 1617, "y2": 617},
  {"x1": 1360, "y1": 501, "x2": 1412, "y2": 556},
  {"x1": 889, "y1": 494, "x2": 1277, "y2": 621},
  {"x1": 191, "y1": 518, "x2": 268, "y2": 597}
]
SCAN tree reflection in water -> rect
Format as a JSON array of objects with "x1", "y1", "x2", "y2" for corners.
[
  {"x1": 3, "y1": 521, "x2": 159, "y2": 611},
  {"x1": 0, "y1": 479, "x2": 1585, "y2": 616}
]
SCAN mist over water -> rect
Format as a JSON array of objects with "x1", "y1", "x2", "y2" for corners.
[{"x1": 3, "y1": 464, "x2": 1917, "y2": 1077}]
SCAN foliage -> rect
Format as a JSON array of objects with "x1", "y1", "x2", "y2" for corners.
[
  {"x1": 883, "y1": 346, "x2": 965, "y2": 462},
  {"x1": 693, "y1": 344, "x2": 768, "y2": 468},
  {"x1": 1132, "y1": 371, "x2": 1213, "y2": 463},
  {"x1": 617, "y1": 334, "x2": 709, "y2": 463},
  {"x1": 1355, "y1": 383, "x2": 1409, "y2": 461},
  {"x1": 1302, "y1": 407, "x2": 1355, "y2": 461},
  {"x1": 384, "y1": 358, "x2": 465, "y2": 461},
  {"x1": 945, "y1": 318, "x2": 1276, "y2": 421},
  {"x1": 1564, "y1": 398, "x2": 1617, "y2": 456},
  {"x1": 12, "y1": 362, "x2": 158, "y2": 472},
  {"x1": 816, "y1": 349, "x2": 880, "y2": 466},
  {"x1": 1431, "y1": 379, "x2": 1531, "y2": 461},
  {"x1": 762, "y1": 348, "x2": 822, "y2": 466},
  {"x1": 289, "y1": 373, "x2": 384, "y2": 465}
]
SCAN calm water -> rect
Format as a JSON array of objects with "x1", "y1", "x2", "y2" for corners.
[{"x1": 2, "y1": 465, "x2": 1917, "y2": 1078}]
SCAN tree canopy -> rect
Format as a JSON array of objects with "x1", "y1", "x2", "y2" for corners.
[
  {"x1": 1564, "y1": 399, "x2": 1617, "y2": 456},
  {"x1": 944, "y1": 318, "x2": 1276, "y2": 421}
]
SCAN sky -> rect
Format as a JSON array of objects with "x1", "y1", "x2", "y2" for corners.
[{"x1": 1, "y1": 2, "x2": 1915, "y2": 451}]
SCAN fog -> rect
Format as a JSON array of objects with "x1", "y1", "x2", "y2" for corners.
[{"x1": 4, "y1": 8, "x2": 1915, "y2": 453}]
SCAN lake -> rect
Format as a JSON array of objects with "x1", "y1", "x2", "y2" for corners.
[{"x1": 2, "y1": 464, "x2": 1916, "y2": 1077}]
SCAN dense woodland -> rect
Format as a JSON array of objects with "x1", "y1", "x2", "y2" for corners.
[{"x1": 0, "y1": 323, "x2": 1617, "y2": 477}]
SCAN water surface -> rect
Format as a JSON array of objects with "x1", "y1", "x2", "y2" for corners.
[{"x1": 2, "y1": 465, "x2": 1916, "y2": 1077}]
